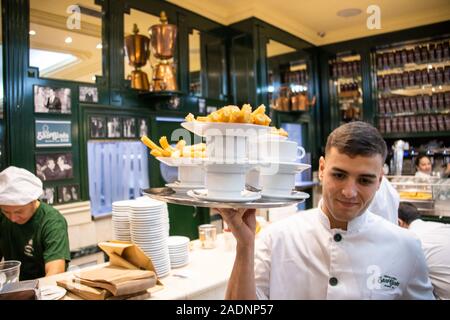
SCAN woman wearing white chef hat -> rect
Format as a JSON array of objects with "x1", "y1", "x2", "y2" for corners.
[{"x1": 0, "y1": 166, "x2": 70, "y2": 280}]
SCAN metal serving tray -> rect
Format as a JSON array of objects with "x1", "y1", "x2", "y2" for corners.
[{"x1": 142, "y1": 187, "x2": 306, "y2": 209}]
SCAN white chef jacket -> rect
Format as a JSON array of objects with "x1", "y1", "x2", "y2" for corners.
[
  {"x1": 409, "y1": 219, "x2": 450, "y2": 299},
  {"x1": 368, "y1": 176, "x2": 399, "y2": 224},
  {"x1": 255, "y1": 202, "x2": 435, "y2": 300}
]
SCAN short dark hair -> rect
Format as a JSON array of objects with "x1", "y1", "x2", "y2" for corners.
[
  {"x1": 398, "y1": 202, "x2": 421, "y2": 224},
  {"x1": 325, "y1": 121, "x2": 387, "y2": 161},
  {"x1": 415, "y1": 155, "x2": 430, "y2": 167}
]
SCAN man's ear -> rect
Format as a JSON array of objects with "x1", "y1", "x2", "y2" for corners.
[
  {"x1": 319, "y1": 156, "x2": 325, "y2": 181},
  {"x1": 398, "y1": 219, "x2": 408, "y2": 228}
]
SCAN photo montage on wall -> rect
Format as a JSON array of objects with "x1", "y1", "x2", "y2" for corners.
[
  {"x1": 138, "y1": 118, "x2": 148, "y2": 137},
  {"x1": 107, "y1": 116, "x2": 122, "y2": 138},
  {"x1": 122, "y1": 117, "x2": 136, "y2": 138},
  {"x1": 89, "y1": 116, "x2": 107, "y2": 139},
  {"x1": 34, "y1": 85, "x2": 71, "y2": 114},
  {"x1": 35, "y1": 152, "x2": 74, "y2": 182},
  {"x1": 57, "y1": 184, "x2": 80, "y2": 204},
  {"x1": 79, "y1": 86, "x2": 99, "y2": 103}
]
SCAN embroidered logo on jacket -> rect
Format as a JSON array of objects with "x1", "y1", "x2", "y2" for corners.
[
  {"x1": 378, "y1": 275, "x2": 400, "y2": 289},
  {"x1": 24, "y1": 239, "x2": 34, "y2": 257}
]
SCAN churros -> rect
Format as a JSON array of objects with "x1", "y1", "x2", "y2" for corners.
[
  {"x1": 141, "y1": 135, "x2": 206, "y2": 158},
  {"x1": 184, "y1": 104, "x2": 271, "y2": 126}
]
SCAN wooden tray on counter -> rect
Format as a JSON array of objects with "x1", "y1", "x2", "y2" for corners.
[{"x1": 142, "y1": 187, "x2": 306, "y2": 209}]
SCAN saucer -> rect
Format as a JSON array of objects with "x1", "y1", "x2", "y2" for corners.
[
  {"x1": 261, "y1": 190, "x2": 310, "y2": 200},
  {"x1": 187, "y1": 189, "x2": 261, "y2": 202},
  {"x1": 166, "y1": 182, "x2": 204, "y2": 192}
]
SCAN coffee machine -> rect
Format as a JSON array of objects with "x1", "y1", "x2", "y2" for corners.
[
  {"x1": 148, "y1": 11, "x2": 178, "y2": 91},
  {"x1": 124, "y1": 24, "x2": 151, "y2": 90}
]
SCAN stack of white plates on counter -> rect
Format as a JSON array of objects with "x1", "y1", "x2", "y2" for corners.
[
  {"x1": 130, "y1": 199, "x2": 171, "y2": 278},
  {"x1": 111, "y1": 200, "x2": 134, "y2": 241},
  {"x1": 167, "y1": 236, "x2": 190, "y2": 268}
]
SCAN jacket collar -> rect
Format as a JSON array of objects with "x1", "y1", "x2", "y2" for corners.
[{"x1": 318, "y1": 199, "x2": 369, "y2": 233}]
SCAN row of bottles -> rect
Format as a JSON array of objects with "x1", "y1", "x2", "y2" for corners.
[
  {"x1": 376, "y1": 40, "x2": 450, "y2": 69},
  {"x1": 377, "y1": 66, "x2": 450, "y2": 91},
  {"x1": 379, "y1": 114, "x2": 450, "y2": 134},
  {"x1": 378, "y1": 92, "x2": 450, "y2": 114}
]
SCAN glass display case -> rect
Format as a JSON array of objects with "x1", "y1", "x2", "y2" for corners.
[
  {"x1": 266, "y1": 40, "x2": 314, "y2": 113},
  {"x1": 269, "y1": 60, "x2": 310, "y2": 112},
  {"x1": 387, "y1": 176, "x2": 450, "y2": 217},
  {"x1": 374, "y1": 36, "x2": 450, "y2": 135},
  {"x1": 329, "y1": 54, "x2": 363, "y2": 125}
]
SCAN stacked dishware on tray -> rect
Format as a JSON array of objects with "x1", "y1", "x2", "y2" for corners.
[
  {"x1": 111, "y1": 200, "x2": 134, "y2": 241},
  {"x1": 169, "y1": 121, "x2": 312, "y2": 203},
  {"x1": 130, "y1": 199, "x2": 171, "y2": 278},
  {"x1": 167, "y1": 236, "x2": 190, "y2": 268}
]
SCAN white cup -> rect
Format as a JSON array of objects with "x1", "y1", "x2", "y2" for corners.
[
  {"x1": 205, "y1": 163, "x2": 248, "y2": 197},
  {"x1": 260, "y1": 171, "x2": 296, "y2": 195},
  {"x1": 257, "y1": 139, "x2": 305, "y2": 163},
  {"x1": 206, "y1": 135, "x2": 247, "y2": 163},
  {"x1": 178, "y1": 165, "x2": 205, "y2": 185}
]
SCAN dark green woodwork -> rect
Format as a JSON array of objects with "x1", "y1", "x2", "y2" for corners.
[{"x1": 2, "y1": 0, "x2": 450, "y2": 234}]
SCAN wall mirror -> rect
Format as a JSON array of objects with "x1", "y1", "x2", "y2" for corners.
[
  {"x1": 123, "y1": 8, "x2": 160, "y2": 89},
  {"x1": 29, "y1": 0, "x2": 103, "y2": 83}
]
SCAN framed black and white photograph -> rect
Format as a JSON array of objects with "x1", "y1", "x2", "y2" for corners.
[
  {"x1": 107, "y1": 117, "x2": 122, "y2": 138},
  {"x1": 35, "y1": 152, "x2": 74, "y2": 182},
  {"x1": 57, "y1": 184, "x2": 80, "y2": 203},
  {"x1": 138, "y1": 118, "x2": 148, "y2": 137},
  {"x1": 34, "y1": 85, "x2": 71, "y2": 114},
  {"x1": 40, "y1": 187, "x2": 56, "y2": 205},
  {"x1": 89, "y1": 116, "x2": 107, "y2": 138},
  {"x1": 79, "y1": 86, "x2": 99, "y2": 103},
  {"x1": 122, "y1": 117, "x2": 136, "y2": 138}
]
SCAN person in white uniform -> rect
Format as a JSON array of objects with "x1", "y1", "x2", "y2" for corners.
[
  {"x1": 415, "y1": 155, "x2": 432, "y2": 179},
  {"x1": 217, "y1": 121, "x2": 434, "y2": 300},
  {"x1": 398, "y1": 202, "x2": 450, "y2": 299},
  {"x1": 367, "y1": 176, "x2": 399, "y2": 224}
]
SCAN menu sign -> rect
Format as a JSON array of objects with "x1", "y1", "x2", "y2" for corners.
[{"x1": 35, "y1": 120, "x2": 72, "y2": 147}]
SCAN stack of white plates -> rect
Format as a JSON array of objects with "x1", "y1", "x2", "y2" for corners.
[
  {"x1": 130, "y1": 200, "x2": 171, "y2": 278},
  {"x1": 111, "y1": 200, "x2": 134, "y2": 241},
  {"x1": 167, "y1": 236, "x2": 190, "y2": 268},
  {"x1": 136, "y1": 196, "x2": 170, "y2": 237}
]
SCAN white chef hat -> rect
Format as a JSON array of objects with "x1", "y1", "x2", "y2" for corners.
[{"x1": 0, "y1": 166, "x2": 43, "y2": 206}]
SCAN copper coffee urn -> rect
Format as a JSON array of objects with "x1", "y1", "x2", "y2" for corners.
[
  {"x1": 125, "y1": 24, "x2": 151, "y2": 90},
  {"x1": 148, "y1": 11, "x2": 178, "y2": 91}
]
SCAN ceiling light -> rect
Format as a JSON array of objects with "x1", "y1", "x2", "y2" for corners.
[
  {"x1": 91, "y1": 76, "x2": 96, "y2": 81},
  {"x1": 96, "y1": 43, "x2": 102, "y2": 49},
  {"x1": 29, "y1": 30, "x2": 36, "y2": 36},
  {"x1": 65, "y1": 37, "x2": 73, "y2": 44},
  {"x1": 337, "y1": 8, "x2": 362, "y2": 17}
]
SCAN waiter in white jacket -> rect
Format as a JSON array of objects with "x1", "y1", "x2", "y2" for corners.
[
  {"x1": 398, "y1": 202, "x2": 450, "y2": 299},
  {"x1": 217, "y1": 121, "x2": 434, "y2": 299}
]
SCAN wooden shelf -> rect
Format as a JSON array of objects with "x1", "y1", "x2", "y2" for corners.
[
  {"x1": 385, "y1": 84, "x2": 450, "y2": 96},
  {"x1": 377, "y1": 109, "x2": 450, "y2": 117},
  {"x1": 138, "y1": 90, "x2": 184, "y2": 98},
  {"x1": 376, "y1": 60, "x2": 450, "y2": 76},
  {"x1": 382, "y1": 131, "x2": 450, "y2": 139}
]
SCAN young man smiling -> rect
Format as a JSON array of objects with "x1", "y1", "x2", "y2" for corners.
[{"x1": 217, "y1": 121, "x2": 434, "y2": 300}]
